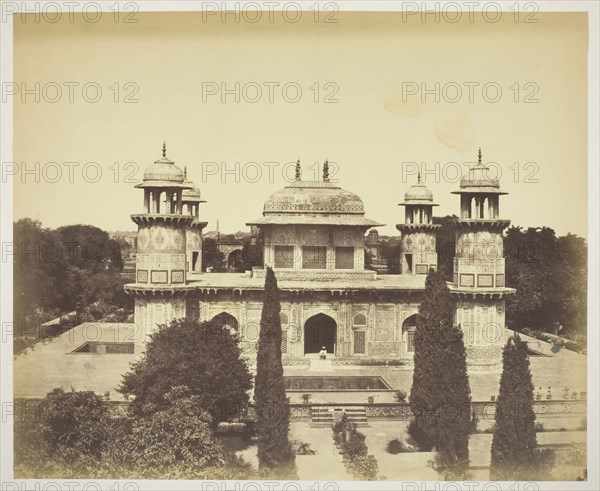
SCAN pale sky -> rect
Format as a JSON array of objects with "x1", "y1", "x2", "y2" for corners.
[{"x1": 13, "y1": 11, "x2": 588, "y2": 238}]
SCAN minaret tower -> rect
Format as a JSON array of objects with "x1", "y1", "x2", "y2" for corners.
[
  {"x1": 182, "y1": 166, "x2": 208, "y2": 274},
  {"x1": 126, "y1": 144, "x2": 194, "y2": 344},
  {"x1": 396, "y1": 173, "x2": 440, "y2": 275},
  {"x1": 450, "y1": 148, "x2": 515, "y2": 371}
]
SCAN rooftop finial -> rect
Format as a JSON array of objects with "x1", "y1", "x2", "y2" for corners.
[
  {"x1": 184, "y1": 165, "x2": 187, "y2": 179},
  {"x1": 162, "y1": 142, "x2": 167, "y2": 158},
  {"x1": 478, "y1": 147, "x2": 482, "y2": 165},
  {"x1": 417, "y1": 172, "x2": 421, "y2": 184},
  {"x1": 295, "y1": 159, "x2": 301, "y2": 181},
  {"x1": 323, "y1": 159, "x2": 329, "y2": 181}
]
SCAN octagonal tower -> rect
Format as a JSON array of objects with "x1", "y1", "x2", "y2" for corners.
[
  {"x1": 450, "y1": 149, "x2": 515, "y2": 372},
  {"x1": 126, "y1": 144, "x2": 194, "y2": 346},
  {"x1": 181, "y1": 167, "x2": 207, "y2": 274},
  {"x1": 396, "y1": 174, "x2": 440, "y2": 275}
]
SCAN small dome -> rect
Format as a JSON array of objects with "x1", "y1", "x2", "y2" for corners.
[
  {"x1": 143, "y1": 157, "x2": 185, "y2": 183},
  {"x1": 135, "y1": 144, "x2": 192, "y2": 189},
  {"x1": 459, "y1": 163, "x2": 500, "y2": 189},
  {"x1": 400, "y1": 175, "x2": 437, "y2": 206},
  {"x1": 182, "y1": 181, "x2": 202, "y2": 202},
  {"x1": 453, "y1": 149, "x2": 506, "y2": 195},
  {"x1": 405, "y1": 182, "x2": 433, "y2": 202}
]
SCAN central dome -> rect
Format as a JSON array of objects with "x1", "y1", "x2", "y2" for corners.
[{"x1": 263, "y1": 180, "x2": 365, "y2": 215}]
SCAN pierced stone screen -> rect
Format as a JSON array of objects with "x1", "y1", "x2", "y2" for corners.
[
  {"x1": 274, "y1": 245, "x2": 294, "y2": 268},
  {"x1": 302, "y1": 246, "x2": 327, "y2": 269},
  {"x1": 354, "y1": 330, "x2": 366, "y2": 354},
  {"x1": 335, "y1": 246, "x2": 355, "y2": 269}
]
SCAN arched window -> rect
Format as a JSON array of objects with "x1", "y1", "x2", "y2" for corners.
[
  {"x1": 353, "y1": 313, "x2": 367, "y2": 327},
  {"x1": 280, "y1": 312, "x2": 289, "y2": 325},
  {"x1": 402, "y1": 314, "x2": 418, "y2": 353}
]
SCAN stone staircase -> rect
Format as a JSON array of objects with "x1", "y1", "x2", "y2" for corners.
[
  {"x1": 310, "y1": 406, "x2": 368, "y2": 427},
  {"x1": 307, "y1": 357, "x2": 334, "y2": 372}
]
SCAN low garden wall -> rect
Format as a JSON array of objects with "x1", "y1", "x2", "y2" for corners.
[{"x1": 11, "y1": 398, "x2": 586, "y2": 423}]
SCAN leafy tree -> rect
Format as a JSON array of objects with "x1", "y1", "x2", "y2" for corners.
[
  {"x1": 119, "y1": 319, "x2": 252, "y2": 426},
  {"x1": 240, "y1": 231, "x2": 264, "y2": 272},
  {"x1": 490, "y1": 336, "x2": 555, "y2": 480},
  {"x1": 380, "y1": 237, "x2": 401, "y2": 274},
  {"x1": 37, "y1": 388, "x2": 111, "y2": 459},
  {"x1": 14, "y1": 388, "x2": 254, "y2": 479},
  {"x1": 505, "y1": 226, "x2": 587, "y2": 338},
  {"x1": 255, "y1": 267, "x2": 297, "y2": 478},
  {"x1": 13, "y1": 219, "x2": 62, "y2": 330},
  {"x1": 107, "y1": 387, "x2": 253, "y2": 478},
  {"x1": 409, "y1": 268, "x2": 471, "y2": 478},
  {"x1": 13, "y1": 219, "x2": 133, "y2": 349},
  {"x1": 202, "y1": 237, "x2": 227, "y2": 271}
]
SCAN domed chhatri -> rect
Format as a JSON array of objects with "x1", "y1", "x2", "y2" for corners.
[
  {"x1": 181, "y1": 166, "x2": 208, "y2": 275},
  {"x1": 453, "y1": 148, "x2": 508, "y2": 221},
  {"x1": 402, "y1": 173, "x2": 435, "y2": 204},
  {"x1": 397, "y1": 173, "x2": 440, "y2": 276},
  {"x1": 181, "y1": 167, "x2": 203, "y2": 203},
  {"x1": 136, "y1": 143, "x2": 191, "y2": 189},
  {"x1": 455, "y1": 147, "x2": 507, "y2": 195},
  {"x1": 130, "y1": 144, "x2": 195, "y2": 293}
]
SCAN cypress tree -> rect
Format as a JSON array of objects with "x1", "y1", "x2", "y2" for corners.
[
  {"x1": 490, "y1": 335, "x2": 554, "y2": 480},
  {"x1": 255, "y1": 267, "x2": 297, "y2": 479},
  {"x1": 409, "y1": 268, "x2": 471, "y2": 478}
]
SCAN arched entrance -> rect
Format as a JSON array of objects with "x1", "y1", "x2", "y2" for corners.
[
  {"x1": 211, "y1": 312, "x2": 239, "y2": 332},
  {"x1": 304, "y1": 313, "x2": 337, "y2": 355},
  {"x1": 227, "y1": 249, "x2": 243, "y2": 271}
]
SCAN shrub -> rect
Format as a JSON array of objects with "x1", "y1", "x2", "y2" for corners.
[
  {"x1": 345, "y1": 429, "x2": 368, "y2": 459},
  {"x1": 394, "y1": 389, "x2": 407, "y2": 403},
  {"x1": 386, "y1": 438, "x2": 410, "y2": 454},
  {"x1": 332, "y1": 413, "x2": 355, "y2": 446},
  {"x1": 294, "y1": 441, "x2": 316, "y2": 455},
  {"x1": 349, "y1": 454, "x2": 379, "y2": 480},
  {"x1": 39, "y1": 388, "x2": 111, "y2": 459}
]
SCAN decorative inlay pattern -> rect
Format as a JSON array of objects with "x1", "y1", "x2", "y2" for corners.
[
  {"x1": 137, "y1": 270, "x2": 148, "y2": 283},
  {"x1": 460, "y1": 273, "x2": 475, "y2": 287},
  {"x1": 151, "y1": 270, "x2": 168, "y2": 284},
  {"x1": 171, "y1": 270, "x2": 185, "y2": 284},
  {"x1": 478, "y1": 274, "x2": 494, "y2": 287}
]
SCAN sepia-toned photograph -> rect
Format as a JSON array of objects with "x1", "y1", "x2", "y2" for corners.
[{"x1": 1, "y1": 1, "x2": 598, "y2": 489}]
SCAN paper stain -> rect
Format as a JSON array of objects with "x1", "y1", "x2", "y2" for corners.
[
  {"x1": 435, "y1": 109, "x2": 474, "y2": 153},
  {"x1": 384, "y1": 78, "x2": 431, "y2": 117}
]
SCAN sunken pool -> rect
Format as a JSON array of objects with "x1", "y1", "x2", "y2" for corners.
[{"x1": 284, "y1": 376, "x2": 391, "y2": 391}]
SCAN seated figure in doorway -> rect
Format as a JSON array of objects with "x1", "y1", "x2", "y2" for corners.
[{"x1": 319, "y1": 346, "x2": 328, "y2": 360}]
